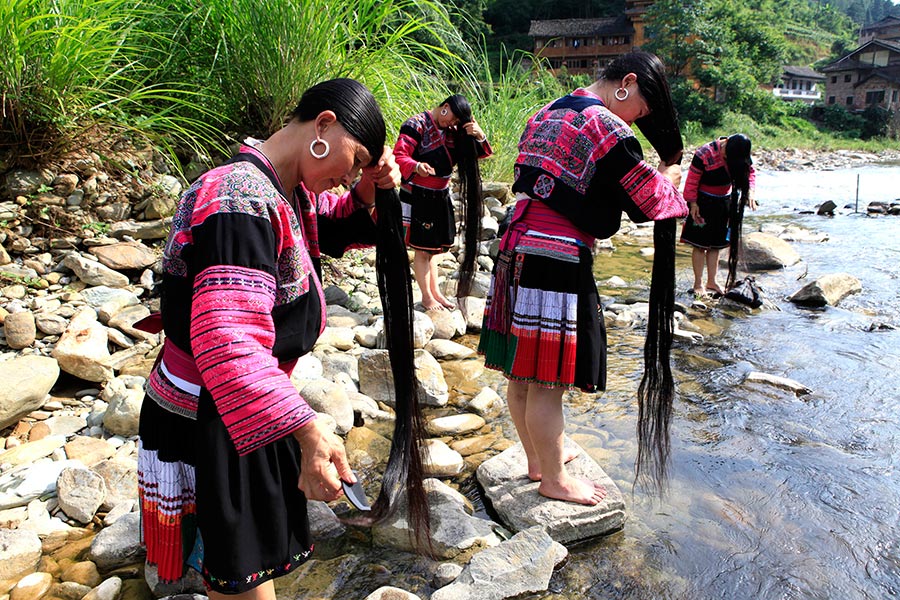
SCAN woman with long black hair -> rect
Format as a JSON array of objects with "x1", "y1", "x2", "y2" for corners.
[
  {"x1": 479, "y1": 51, "x2": 687, "y2": 503},
  {"x1": 393, "y1": 94, "x2": 492, "y2": 310},
  {"x1": 137, "y1": 78, "x2": 428, "y2": 599},
  {"x1": 680, "y1": 133, "x2": 757, "y2": 296}
]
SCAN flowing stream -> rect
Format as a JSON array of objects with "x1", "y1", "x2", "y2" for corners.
[{"x1": 511, "y1": 164, "x2": 900, "y2": 599}]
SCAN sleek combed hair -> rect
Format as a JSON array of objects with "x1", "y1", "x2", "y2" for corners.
[
  {"x1": 603, "y1": 52, "x2": 683, "y2": 495},
  {"x1": 724, "y1": 133, "x2": 753, "y2": 289},
  {"x1": 444, "y1": 94, "x2": 483, "y2": 299},
  {"x1": 295, "y1": 78, "x2": 429, "y2": 543}
]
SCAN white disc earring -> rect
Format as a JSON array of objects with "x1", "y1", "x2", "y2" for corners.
[
  {"x1": 310, "y1": 137, "x2": 330, "y2": 159},
  {"x1": 615, "y1": 87, "x2": 629, "y2": 101}
]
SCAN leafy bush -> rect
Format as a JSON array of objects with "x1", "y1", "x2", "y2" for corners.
[{"x1": 670, "y1": 79, "x2": 723, "y2": 127}]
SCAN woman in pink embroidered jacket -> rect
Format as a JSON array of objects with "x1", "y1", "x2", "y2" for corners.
[
  {"x1": 393, "y1": 94, "x2": 492, "y2": 310},
  {"x1": 479, "y1": 51, "x2": 688, "y2": 504},
  {"x1": 137, "y1": 79, "x2": 405, "y2": 599},
  {"x1": 680, "y1": 134, "x2": 756, "y2": 296}
]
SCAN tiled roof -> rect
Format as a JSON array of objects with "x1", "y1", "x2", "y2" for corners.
[
  {"x1": 783, "y1": 65, "x2": 825, "y2": 79},
  {"x1": 529, "y1": 16, "x2": 634, "y2": 37}
]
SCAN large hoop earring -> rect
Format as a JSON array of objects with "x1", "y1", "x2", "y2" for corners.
[
  {"x1": 310, "y1": 137, "x2": 330, "y2": 159},
  {"x1": 441, "y1": 108, "x2": 448, "y2": 116},
  {"x1": 615, "y1": 87, "x2": 629, "y2": 101}
]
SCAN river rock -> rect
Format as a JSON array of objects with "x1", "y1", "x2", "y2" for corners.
[
  {"x1": 106, "y1": 304, "x2": 155, "y2": 342},
  {"x1": 50, "y1": 581, "x2": 93, "y2": 600},
  {"x1": 426, "y1": 414, "x2": 485, "y2": 436},
  {"x1": 100, "y1": 376, "x2": 145, "y2": 437},
  {"x1": 427, "y1": 308, "x2": 467, "y2": 340},
  {"x1": 57, "y1": 467, "x2": 107, "y2": 524},
  {"x1": 6, "y1": 170, "x2": 43, "y2": 197},
  {"x1": 364, "y1": 587, "x2": 421, "y2": 600},
  {"x1": 425, "y1": 339, "x2": 476, "y2": 360},
  {"x1": 422, "y1": 439, "x2": 464, "y2": 478},
  {"x1": 88, "y1": 242, "x2": 157, "y2": 271},
  {"x1": 816, "y1": 200, "x2": 837, "y2": 216},
  {"x1": 477, "y1": 441, "x2": 626, "y2": 543},
  {"x1": 4, "y1": 311, "x2": 36, "y2": 349},
  {"x1": 325, "y1": 304, "x2": 368, "y2": 328},
  {"x1": 109, "y1": 218, "x2": 172, "y2": 241},
  {"x1": 316, "y1": 326, "x2": 355, "y2": 350},
  {"x1": 0, "y1": 436, "x2": 66, "y2": 467},
  {"x1": 372, "y1": 478, "x2": 501, "y2": 559},
  {"x1": 79, "y1": 287, "x2": 140, "y2": 322},
  {"x1": 60, "y1": 561, "x2": 101, "y2": 587},
  {"x1": 298, "y1": 380, "x2": 353, "y2": 435},
  {"x1": 51, "y1": 307, "x2": 114, "y2": 383},
  {"x1": 431, "y1": 526, "x2": 567, "y2": 600},
  {"x1": 787, "y1": 273, "x2": 861, "y2": 307},
  {"x1": 739, "y1": 232, "x2": 801, "y2": 270},
  {"x1": 91, "y1": 459, "x2": 137, "y2": 512},
  {"x1": 358, "y1": 349, "x2": 449, "y2": 407},
  {"x1": 9, "y1": 570, "x2": 53, "y2": 600},
  {"x1": 460, "y1": 297, "x2": 486, "y2": 332},
  {"x1": 0, "y1": 356, "x2": 60, "y2": 429},
  {"x1": 81, "y1": 576, "x2": 122, "y2": 600},
  {"x1": 319, "y1": 351, "x2": 359, "y2": 384},
  {"x1": 344, "y1": 426, "x2": 391, "y2": 469},
  {"x1": 143, "y1": 563, "x2": 206, "y2": 598},
  {"x1": 0, "y1": 529, "x2": 41, "y2": 580},
  {"x1": 40, "y1": 415, "x2": 88, "y2": 438},
  {"x1": 468, "y1": 387, "x2": 504, "y2": 419},
  {"x1": 87, "y1": 513, "x2": 142, "y2": 571},
  {"x1": 60, "y1": 253, "x2": 130, "y2": 288},
  {"x1": 35, "y1": 312, "x2": 68, "y2": 335}
]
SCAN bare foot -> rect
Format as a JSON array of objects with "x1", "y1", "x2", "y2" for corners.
[
  {"x1": 434, "y1": 293, "x2": 457, "y2": 310},
  {"x1": 691, "y1": 286, "x2": 706, "y2": 297},
  {"x1": 527, "y1": 447, "x2": 580, "y2": 481},
  {"x1": 422, "y1": 300, "x2": 446, "y2": 312},
  {"x1": 538, "y1": 477, "x2": 607, "y2": 506},
  {"x1": 706, "y1": 283, "x2": 725, "y2": 295}
]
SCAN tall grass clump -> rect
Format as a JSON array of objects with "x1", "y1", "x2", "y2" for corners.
[
  {"x1": 465, "y1": 47, "x2": 564, "y2": 182},
  {"x1": 1, "y1": 0, "x2": 225, "y2": 163}
]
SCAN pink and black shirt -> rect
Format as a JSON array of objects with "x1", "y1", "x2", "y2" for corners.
[{"x1": 683, "y1": 138, "x2": 756, "y2": 202}]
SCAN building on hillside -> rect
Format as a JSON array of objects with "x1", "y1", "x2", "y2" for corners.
[
  {"x1": 821, "y1": 38, "x2": 900, "y2": 133},
  {"x1": 772, "y1": 66, "x2": 826, "y2": 104},
  {"x1": 529, "y1": 1, "x2": 653, "y2": 77},
  {"x1": 858, "y1": 15, "x2": 900, "y2": 44}
]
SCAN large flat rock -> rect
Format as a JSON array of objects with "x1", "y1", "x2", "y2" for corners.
[{"x1": 476, "y1": 441, "x2": 626, "y2": 544}]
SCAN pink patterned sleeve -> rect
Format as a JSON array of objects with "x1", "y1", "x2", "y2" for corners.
[
  {"x1": 620, "y1": 160, "x2": 689, "y2": 221},
  {"x1": 316, "y1": 188, "x2": 359, "y2": 219},
  {"x1": 749, "y1": 164, "x2": 757, "y2": 191},
  {"x1": 190, "y1": 265, "x2": 316, "y2": 455}
]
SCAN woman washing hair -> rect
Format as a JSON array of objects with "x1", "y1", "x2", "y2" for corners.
[
  {"x1": 479, "y1": 51, "x2": 687, "y2": 503},
  {"x1": 138, "y1": 78, "x2": 428, "y2": 599},
  {"x1": 680, "y1": 133, "x2": 757, "y2": 296},
  {"x1": 393, "y1": 94, "x2": 492, "y2": 310}
]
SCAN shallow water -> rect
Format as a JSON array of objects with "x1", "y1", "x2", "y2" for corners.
[{"x1": 521, "y1": 165, "x2": 900, "y2": 599}]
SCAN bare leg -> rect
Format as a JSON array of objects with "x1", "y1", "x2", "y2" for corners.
[
  {"x1": 208, "y1": 581, "x2": 275, "y2": 600},
  {"x1": 691, "y1": 248, "x2": 706, "y2": 294},
  {"x1": 706, "y1": 249, "x2": 723, "y2": 294},
  {"x1": 413, "y1": 249, "x2": 441, "y2": 310},
  {"x1": 429, "y1": 254, "x2": 456, "y2": 309},
  {"x1": 507, "y1": 380, "x2": 580, "y2": 481},
  {"x1": 526, "y1": 385, "x2": 606, "y2": 505}
]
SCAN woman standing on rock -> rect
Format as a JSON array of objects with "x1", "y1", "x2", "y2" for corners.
[
  {"x1": 393, "y1": 94, "x2": 492, "y2": 310},
  {"x1": 679, "y1": 133, "x2": 756, "y2": 296},
  {"x1": 137, "y1": 79, "x2": 428, "y2": 599},
  {"x1": 479, "y1": 51, "x2": 687, "y2": 504}
]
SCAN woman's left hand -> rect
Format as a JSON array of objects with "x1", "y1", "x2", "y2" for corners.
[
  {"x1": 748, "y1": 195, "x2": 758, "y2": 211},
  {"x1": 360, "y1": 146, "x2": 401, "y2": 190},
  {"x1": 463, "y1": 120, "x2": 486, "y2": 142}
]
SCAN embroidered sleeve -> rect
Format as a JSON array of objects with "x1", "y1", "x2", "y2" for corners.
[
  {"x1": 748, "y1": 164, "x2": 757, "y2": 191},
  {"x1": 190, "y1": 265, "x2": 316, "y2": 456},
  {"x1": 188, "y1": 171, "x2": 316, "y2": 455},
  {"x1": 619, "y1": 158, "x2": 688, "y2": 221},
  {"x1": 394, "y1": 115, "x2": 425, "y2": 180},
  {"x1": 683, "y1": 152, "x2": 706, "y2": 202}
]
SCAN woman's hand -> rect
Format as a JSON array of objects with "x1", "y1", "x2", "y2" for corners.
[
  {"x1": 293, "y1": 418, "x2": 355, "y2": 502},
  {"x1": 463, "y1": 120, "x2": 486, "y2": 142},
  {"x1": 658, "y1": 161, "x2": 682, "y2": 188},
  {"x1": 361, "y1": 146, "x2": 401, "y2": 190},
  {"x1": 747, "y1": 194, "x2": 758, "y2": 211},
  {"x1": 415, "y1": 161, "x2": 436, "y2": 177},
  {"x1": 689, "y1": 202, "x2": 705, "y2": 225}
]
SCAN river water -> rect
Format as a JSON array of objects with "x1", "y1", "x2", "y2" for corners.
[{"x1": 523, "y1": 164, "x2": 900, "y2": 599}]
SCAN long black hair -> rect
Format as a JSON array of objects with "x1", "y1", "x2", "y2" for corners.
[
  {"x1": 444, "y1": 94, "x2": 483, "y2": 299},
  {"x1": 603, "y1": 52, "x2": 683, "y2": 495},
  {"x1": 723, "y1": 133, "x2": 752, "y2": 290},
  {"x1": 294, "y1": 79, "x2": 429, "y2": 543}
]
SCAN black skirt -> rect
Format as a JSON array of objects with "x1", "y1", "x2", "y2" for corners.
[
  {"x1": 401, "y1": 187, "x2": 455, "y2": 252},
  {"x1": 139, "y1": 393, "x2": 313, "y2": 595},
  {"x1": 680, "y1": 191, "x2": 732, "y2": 250}
]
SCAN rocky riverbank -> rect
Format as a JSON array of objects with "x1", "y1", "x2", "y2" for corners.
[{"x1": 0, "y1": 144, "x2": 893, "y2": 600}]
